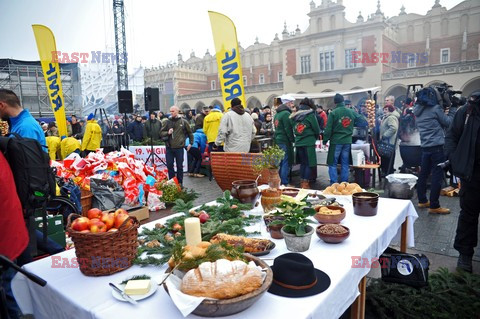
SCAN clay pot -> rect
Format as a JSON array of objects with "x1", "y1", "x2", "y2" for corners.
[
  {"x1": 267, "y1": 168, "x2": 281, "y2": 189},
  {"x1": 261, "y1": 188, "x2": 282, "y2": 213},
  {"x1": 231, "y1": 180, "x2": 260, "y2": 208},
  {"x1": 352, "y1": 192, "x2": 379, "y2": 216},
  {"x1": 267, "y1": 223, "x2": 284, "y2": 239}
]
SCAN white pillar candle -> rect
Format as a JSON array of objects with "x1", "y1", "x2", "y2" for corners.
[{"x1": 184, "y1": 217, "x2": 202, "y2": 247}]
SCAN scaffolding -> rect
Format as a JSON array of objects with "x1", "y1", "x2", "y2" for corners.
[{"x1": 0, "y1": 59, "x2": 82, "y2": 118}]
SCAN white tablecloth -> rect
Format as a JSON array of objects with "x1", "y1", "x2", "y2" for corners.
[{"x1": 13, "y1": 196, "x2": 417, "y2": 319}]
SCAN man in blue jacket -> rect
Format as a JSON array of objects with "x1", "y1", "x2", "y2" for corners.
[
  {"x1": 0, "y1": 89, "x2": 46, "y2": 151},
  {"x1": 186, "y1": 128, "x2": 207, "y2": 177},
  {"x1": 413, "y1": 87, "x2": 457, "y2": 214}
]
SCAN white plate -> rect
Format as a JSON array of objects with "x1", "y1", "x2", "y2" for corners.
[{"x1": 112, "y1": 279, "x2": 158, "y2": 302}]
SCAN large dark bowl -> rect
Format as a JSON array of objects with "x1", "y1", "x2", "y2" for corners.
[
  {"x1": 352, "y1": 192, "x2": 379, "y2": 216},
  {"x1": 281, "y1": 187, "x2": 300, "y2": 197},
  {"x1": 313, "y1": 205, "x2": 346, "y2": 224},
  {"x1": 316, "y1": 224, "x2": 350, "y2": 244},
  {"x1": 164, "y1": 254, "x2": 273, "y2": 317}
]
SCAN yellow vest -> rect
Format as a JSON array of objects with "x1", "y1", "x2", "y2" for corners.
[
  {"x1": 81, "y1": 120, "x2": 102, "y2": 151},
  {"x1": 46, "y1": 136, "x2": 61, "y2": 160}
]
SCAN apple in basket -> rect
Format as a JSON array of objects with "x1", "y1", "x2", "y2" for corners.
[
  {"x1": 114, "y1": 208, "x2": 128, "y2": 217},
  {"x1": 87, "y1": 208, "x2": 102, "y2": 220},
  {"x1": 90, "y1": 219, "x2": 107, "y2": 233},
  {"x1": 71, "y1": 217, "x2": 90, "y2": 232},
  {"x1": 114, "y1": 213, "x2": 132, "y2": 229},
  {"x1": 101, "y1": 212, "x2": 115, "y2": 230}
]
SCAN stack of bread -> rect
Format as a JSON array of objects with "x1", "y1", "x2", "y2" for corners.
[
  {"x1": 181, "y1": 259, "x2": 263, "y2": 299},
  {"x1": 323, "y1": 182, "x2": 363, "y2": 195}
]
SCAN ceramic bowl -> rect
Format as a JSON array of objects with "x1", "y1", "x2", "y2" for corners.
[
  {"x1": 352, "y1": 192, "x2": 379, "y2": 216},
  {"x1": 281, "y1": 187, "x2": 300, "y2": 197},
  {"x1": 313, "y1": 205, "x2": 346, "y2": 224},
  {"x1": 316, "y1": 224, "x2": 350, "y2": 244}
]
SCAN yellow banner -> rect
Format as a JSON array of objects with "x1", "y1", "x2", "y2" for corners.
[
  {"x1": 208, "y1": 11, "x2": 246, "y2": 111},
  {"x1": 32, "y1": 24, "x2": 68, "y2": 138}
]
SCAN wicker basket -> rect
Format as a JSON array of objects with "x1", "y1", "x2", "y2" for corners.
[
  {"x1": 80, "y1": 191, "x2": 93, "y2": 216},
  {"x1": 210, "y1": 152, "x2": 271, "y2": 191},
  {"x1": 66, "y1": 213, "x2": 139, "y2": 276}
]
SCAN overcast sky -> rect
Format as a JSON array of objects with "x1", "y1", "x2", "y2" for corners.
[{"x1": 0, "y1": 0, "x2": 463, "y2": 71}]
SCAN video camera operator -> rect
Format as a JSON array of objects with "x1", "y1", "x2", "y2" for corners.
[
  {"x1": 414, "y1": 84, "x2": 458, "y2": 214},
  {"x1": 445, "y1": 92, "x2": 480, "y2": 273}
]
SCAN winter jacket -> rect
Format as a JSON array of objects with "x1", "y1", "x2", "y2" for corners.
[
  {"x1": 186, "y1": 129, "x2": 207, "y2": 153},
  {"x1": 194, "y1": 113, "x2": 206, "y2": 131},
  {"x1": 274, "y1": 104, "x2": 295, "y2": 164},
  {"x1": 46, "y1": 136, "x2": 61, "y2": 160},
  {"x1": 380, "y1": 113, "x2": 399, "y2": 145},
  {"x1": 81, "y1": 119, "x2": 102, "y2": 151},
  {"x1": 254, "y1": 119, "x2": 262, "y2": 134},
  {"x1": 72, "y1": 122, "x2": 82, "y2": 137},
  {"x1": 61, "y1": 137, "x2": 81, "y2": 160},
  {"x1": 143, "y1": 119, "x2": 162, "y2": 141},
  {"x1": 413, "y1": 103, "x2": 457, "y2": 148},
  {"x1": 290, "y1": 107, "x2": 320, "y2": 166},
  {"x1": 260, "y1": 121, "x2": 274, "y2": 136},
  {"x1": 46, "y1": 127, "x2": 59, "y2": 137},
  {"x1": 203, "y1": 109, "x2": 223, "y2": 143},
  {"x1": 127, "y1": 120, "x2": 144, "y2": 142},
  {"x1": 215, "y1": 107, "x2": 256, "y2": 152},
  {"x1": 323, "y1": 103, "x2": 364, "y2": 145},
  {"x1": 160, "y1": 116, "x2": 194, "y2": 149},
  {"x1": 445, "y1": 104, "x2": 480, "y2": 182},
  {"x1": 9, "y1": 109, "x2": 47, "y2": 152}
]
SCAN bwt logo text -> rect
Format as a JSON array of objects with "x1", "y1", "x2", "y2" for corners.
[
  {"x1": 351, "y1": 51, "x2": 428, "y2": 64},
  {"x1": 51, "y1": 51, "x2": 128, "y2": 64}
]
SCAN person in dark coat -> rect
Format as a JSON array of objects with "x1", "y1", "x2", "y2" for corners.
[
  {"x1": 143, "y1": 111, "x2": 162, "y2": 141},
  {"x1": 194, "y1": 107, "x2": 209, "y2": 131},
  {"x1": 445, "y1": 92, "x2": 480, "y2": 273},
  {"x1": 127, "y1": 115, "x2": 144, "y2": 142}
]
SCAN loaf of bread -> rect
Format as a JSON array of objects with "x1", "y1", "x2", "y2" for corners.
[{"x1": 181, "y1": 259, "x2": 263, "y2": 299}]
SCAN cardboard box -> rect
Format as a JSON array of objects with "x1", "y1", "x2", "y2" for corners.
[
  {"x1": 35, "y1": 215, "x2": 64, "y2": 235},
  {"x1": 127, "y1": 206, "x2": 149, "y2": 222}
]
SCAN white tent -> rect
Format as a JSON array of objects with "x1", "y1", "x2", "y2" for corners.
[{"x1": 285, "y1": 86, "x2": 381, "y2": 100}]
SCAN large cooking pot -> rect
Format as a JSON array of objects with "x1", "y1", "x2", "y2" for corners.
[{"x1": 231, "y1": 180, "x2": 260, "y2": 208}]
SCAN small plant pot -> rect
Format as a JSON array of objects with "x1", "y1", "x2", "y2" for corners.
[
  {"x1": 281, "y1": 225, "x2": 314, "y2": 252},
  {"x1": 267, "y1": 223, "x2": 284, "y2": 239},
  {"x1": 261, "y1": 188, "x2": 282, "y2": 213}
]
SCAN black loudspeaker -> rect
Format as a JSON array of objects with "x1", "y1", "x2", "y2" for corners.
[
  {"x1": 144, "y1": 87, "x2": 160, "y2": 111},
  {"x1": 118, "y1": 90, "x2": 133, "y2": 113}
]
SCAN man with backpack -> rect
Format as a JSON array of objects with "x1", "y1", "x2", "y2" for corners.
[{"x1": 160, "y1": 105, "x2": 194, "y2": 185}]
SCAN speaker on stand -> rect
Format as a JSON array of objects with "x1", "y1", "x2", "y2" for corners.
[
  {"x1": 117, "y1": 90, "x2": 133, "y2": 148},
  {"x1": 143, "y1": 87, "x2": 164, "y2": 167}
]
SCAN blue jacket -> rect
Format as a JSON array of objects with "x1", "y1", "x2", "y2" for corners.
[
  {"x1": 10, "y1": 109, "x2": 47, "y2": 152},
  {"x1": 413, "y1": 103, "x2": 457, "y2": 148},
  {"x1": 186, "y1": 129, "x2": 207, "y2": 153},
  {"x1": 127, "y1": 121, "x2": 144, "y2": 142}
]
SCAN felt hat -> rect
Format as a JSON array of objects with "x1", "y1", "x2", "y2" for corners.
[
  {"x1": 268, "y1": 253, "x2": 331, "y2": 298},
  {"x1": 334, "y1": 93, "x2": 344, "y2": 104}
]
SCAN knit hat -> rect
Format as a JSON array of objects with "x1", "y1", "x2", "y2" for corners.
[
  {"x1": 251, "y1": 113, "x2": 259, "y2": 120},
  {"x1": 87, "y1": 113, "x2": 94, "y2": 121},
  {"x1": 214, "y1": 105, "x2": 221, "y2": 110},
  {"x1": 333, "y1": 93, "x2": 344, "y2": 104},
  {"x1": 344, "y1": 99, "x2": 351, "y2": 105},
  {"x1": 231, "y1": 97, "x2": 242, "y2": 107}
]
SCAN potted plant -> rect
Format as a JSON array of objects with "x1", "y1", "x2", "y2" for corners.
[
  {"x1": 270, "y1": 201, "x2": 316, "y2": 252},
  {"x1": 253, "y1": 144, "x2": 285, "y2": 189}
]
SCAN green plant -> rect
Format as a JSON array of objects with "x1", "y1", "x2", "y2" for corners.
[
  {"x1": 253, "y1": 144, "x2": 285, "y2": 172},
  {"x1": 270, "y1": 201, "x2": 316, "y2": 236}
]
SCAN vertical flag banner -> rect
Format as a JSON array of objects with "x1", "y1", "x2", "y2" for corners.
[
  {"x1": 32, "y1": 24, "x2": 68, "y2": 138},
  {"x1": 208, "y1": 11, "x2": 246, "y2": 111}
]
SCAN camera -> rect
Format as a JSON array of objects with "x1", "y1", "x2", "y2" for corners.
[{"x1": 434, "y1": 83, "x2": 463, "y2": 108}]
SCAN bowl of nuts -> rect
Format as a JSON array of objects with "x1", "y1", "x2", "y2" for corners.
[
  {"x1": 316, "y1": 224, "x2": 350, "y2": 244},
  {"x1": 313, "y1": 205, "x2": 346, "y2": 224}
]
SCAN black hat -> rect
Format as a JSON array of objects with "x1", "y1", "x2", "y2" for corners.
[
  {"x1": 149, "y1": 110, "x2": 156, "y2": 116},
  {"x1": 268, "y1": 253, "x2": 331, "y2": 298},
  {"x1": 334, "y1": 93, "x2": 344, "y2": 104},
  {"x1": 231, "y1": 97, "x2": 242, "y2": 107}
]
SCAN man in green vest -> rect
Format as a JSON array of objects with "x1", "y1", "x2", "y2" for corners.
[
  {"x1": 274, "y1": 95, "x2": 295, "y2": 186},
  {"x1": 323, "y1": 93, "x2": 366, "y2": 185}
]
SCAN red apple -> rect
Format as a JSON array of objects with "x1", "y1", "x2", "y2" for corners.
[
  {"x1": 71, "y1": 217, "x2": 90, "y2": 231},
  {"x1": 101, "y1": 212, "x2": 115, "y2": 230},
  {"x1": 172, "y1": 223, "x2": 183, "y2": 232},
  {"x1": 114, "y1": 208, "x2": 128, "y2": 217},
  {"x1": 90, "y1": 220, "x2": 107, "y2": 233},
  {"x1": 87, "y1": 208, "x2": 102, "y2": 220},
  {"x1": 114, "y1": 213, "x2": 131, "y2": 229},
  {"x1": 199, "y1": 212, "x2": 210, "y2": 224}
]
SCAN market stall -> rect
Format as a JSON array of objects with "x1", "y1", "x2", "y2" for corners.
[{"x1": 12, "y1": 189, "x2": 417, "y2": 319}]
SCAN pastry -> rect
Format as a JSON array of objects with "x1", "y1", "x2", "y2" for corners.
[
  {"x1": 210, "y1": 233, "x2": 272, "y2": 253},
  {"x1": 181, "y1": 259, "x2": 263, "y2": 299}
]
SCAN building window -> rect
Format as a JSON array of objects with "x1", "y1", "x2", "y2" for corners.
[
  {"x1": 278, "y1": 71, "x2": 283, "y2": 82},
  {"x1": 243, "y1": 76, "x2": 247, "y2": 87},
  {"x1": 211, "y1": 80, "x2": 216, "y2": 90},
  {"x1": 300, "y1": 55, "x2": 311, "y2": 74},
  {"x1": 319, "y1": 50, "x2": 335, "y2": 71},
  {"x1": 158, "y1": 83, "x2": 164, "y2": 92},
  {"x1": 441, "y1": 48, "x2": 450, "y2": 64},
  {"x1": 259, "y1": 73, "x2": 265, "y2": 84},
  {"x1": 345, "y1": 49, "x2": 357, "y2": 69},
  {"x1": 407, "y1": 54, "x2": 416, "y2": 68}
]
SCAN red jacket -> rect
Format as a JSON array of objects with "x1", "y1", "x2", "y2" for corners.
[{"x1": 0, "y1": 152, "x2": 28, "y2": 260}]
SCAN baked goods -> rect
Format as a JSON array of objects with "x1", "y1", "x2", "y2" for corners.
[
  {"x1": 0, "y1": 120, "x2": 8, "y2": 136},
  {"x1": 316, "y1": 206, "x2": 343, "y2": 215},
  {"x1": 181, "y1": 259, "x2": 263, "y2": 299},
  {"x1": 323, "y1": 182, "x2": 362, "y2": 195},
  {"x1": 210, "y1": 233, "x2": 272, "y2": 253},
  {"x1": 167, "y1": 241, "x2": 212, "y2": 269}
]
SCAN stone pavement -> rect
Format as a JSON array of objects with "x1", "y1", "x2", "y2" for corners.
[{"x1": 182, "y1": 164, "x2": 480, "y2": 273}]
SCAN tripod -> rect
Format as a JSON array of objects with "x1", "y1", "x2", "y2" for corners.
[
  {"x1": 145, "y1": 126, "x2": 166, "y2": 168},
  {"x1": 0, "y1": 255, "x2": 47, "y2": 319}
]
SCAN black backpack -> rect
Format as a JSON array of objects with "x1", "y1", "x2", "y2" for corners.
[{"x1": 0, "y1": 133, "x2": 56, "y2": 213}]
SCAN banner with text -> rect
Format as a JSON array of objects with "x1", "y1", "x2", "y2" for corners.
[
  {"x1": 128, "y1": 146, "x2": 188, "y2": 172},
  {"x1": 208, "y1": 11, "x2": 246, "y2": 111},
  {"x1": 32, "y1": 24, "x2": 68, "y2": 138}
]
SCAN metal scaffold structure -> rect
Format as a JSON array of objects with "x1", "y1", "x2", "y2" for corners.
[
  {"x1": 113, "y1": 0, "x2": 128, "y2": 91},
  {"x1": 0, "y1": 59, "x2": 82, "y2": 118}
]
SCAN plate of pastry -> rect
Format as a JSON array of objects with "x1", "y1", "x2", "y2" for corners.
[{"x1": 210, "y1": 233, "x2": 276, "y2": 256}]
